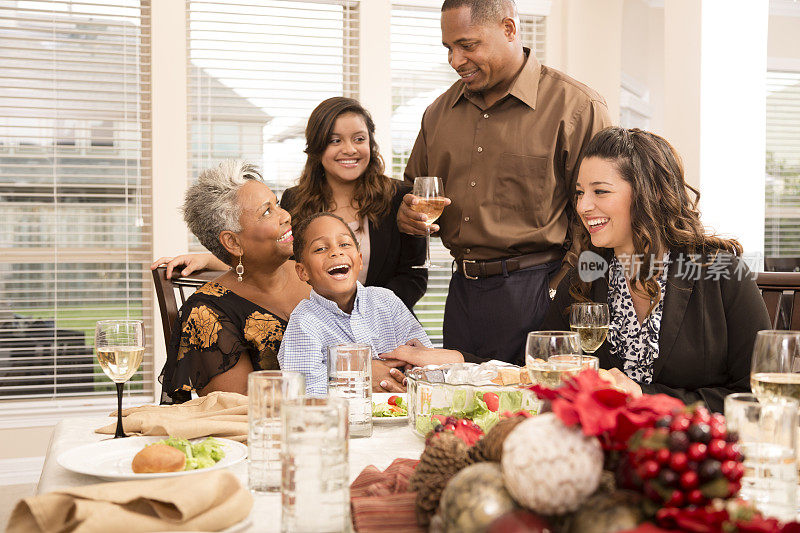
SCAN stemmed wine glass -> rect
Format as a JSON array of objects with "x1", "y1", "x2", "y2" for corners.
[
  {"x1": 750, "y1": 330, "x2": 800, "y2": 403},
  {"x1": 570, "y1": 302, "x2": 610, "y2": 369},
  {"x1": 525, "y1": 331, "x2": 583, "y2": 388},
  {"x1": 411, "y1": 176, "x2": 446, "y2": 270},
  {"x1": 94, "y1": 319, "x2": 145, "y2": 438}
]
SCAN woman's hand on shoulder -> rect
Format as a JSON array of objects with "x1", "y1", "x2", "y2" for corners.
[{"x1": 150, "y1": 253, "x2": 226, "y2": 278}]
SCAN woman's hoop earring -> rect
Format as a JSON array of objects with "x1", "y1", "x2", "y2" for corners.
[{"x1": 236, "y1": 256, "x2": 244, "y2": 282}]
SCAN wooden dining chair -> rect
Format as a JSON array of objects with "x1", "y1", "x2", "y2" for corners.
[
  {"x1": 151, "y1": 266, "x2": 226, "y2": 345},
  {"x1": 764, "y1": 257, "x2": 800, "y2": 272},
  {"x1": 755, "y1": 271, "x2": 800, "y2": 330}
]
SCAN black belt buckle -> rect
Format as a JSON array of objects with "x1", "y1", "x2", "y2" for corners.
[{"x1": 462, "y1": 259, "x2": 479, "y2": 280}]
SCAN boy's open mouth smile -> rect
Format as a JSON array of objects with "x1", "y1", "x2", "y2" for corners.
[{"x1": 326, "y1": 264, "x2": 351, "y2": 279}]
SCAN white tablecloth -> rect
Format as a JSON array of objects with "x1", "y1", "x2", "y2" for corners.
[{"x1": 36, "y1": 416, "x2": 424, "y2": 532}]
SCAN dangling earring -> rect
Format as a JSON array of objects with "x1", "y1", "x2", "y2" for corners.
[{"x1": 236, "y1": 256, "x2": 244, "y2": 282}]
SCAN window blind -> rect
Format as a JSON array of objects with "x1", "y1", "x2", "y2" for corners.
[
  {"x1": 0, "y1": 0, "x2": 153, "y2": 401},
  {"x1": 187, "y1": 0, "x2": 359, "y2": 218},
  {"x1": 390, "y1": 4, "x2": 545, "y2": 345},
  {"x1": 765, "y1": 70, "x2": 800, "y2": 258}
]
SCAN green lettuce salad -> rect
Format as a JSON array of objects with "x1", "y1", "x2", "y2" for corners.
[
  {"x1": 372, "y1": 395, "x2": 408, "y2": 417},
  {"x1": 151, "y1": 436, "x2": 226, "y2": 470},
  {"x1": 415, "y1": 389, "x2": 526, "y2": 435}
]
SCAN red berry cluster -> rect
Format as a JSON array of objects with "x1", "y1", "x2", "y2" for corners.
[
  {"x1": 619, "y1": 405, "x2": 744, "y2": 508},
  {"x1": 429, "y1": 416, "x2": 485, "y2": 447}
]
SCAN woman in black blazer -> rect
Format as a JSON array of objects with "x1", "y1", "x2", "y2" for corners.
[
  {"x1": 279, "y1": 97, "x2": 426, "y2": 310},
  {"x1": 541, "y1": 127, "x2": 770, "y2": 413}
]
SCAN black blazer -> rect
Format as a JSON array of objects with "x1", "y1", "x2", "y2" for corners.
[
  {"x1": 280, "y1": 180, "x2": 428, "y2": 310},
  {"x1": 541, "y1": 251, "x2": 771, "y2": 413}
]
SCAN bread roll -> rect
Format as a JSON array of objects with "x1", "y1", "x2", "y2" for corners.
[{"x1": 132, "y1": 443, "x2": 186, "y2": 473}]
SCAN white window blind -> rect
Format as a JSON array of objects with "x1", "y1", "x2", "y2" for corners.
[
  {"x1": 765, "y1": 69, "x2": 800, "y2": 259},
  {"x1": 0, "y1": 1, "x2": 153, "y2": 401},
  {"x1": 390, "y1": 4, "x2": 545, "y2": 345},
  {"x1": 187, "y1": 0, "x2": 359, "y2": 221}
]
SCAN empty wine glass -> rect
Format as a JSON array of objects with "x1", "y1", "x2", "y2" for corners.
[
  {"x1": 411, "y1": 176, "x2": 446, "y2": 270},
  {"x1": 525, "y1": 331, "x2": 583, "y2": 388},
  {"x1": 570, "y1": 303, "x2": 610, "y2": 359},
  {"x1": 94, "y1": 319, "x2": 145, "y2": 438}
]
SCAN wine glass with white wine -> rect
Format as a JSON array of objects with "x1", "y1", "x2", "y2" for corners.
[
  {"x1": 570, "y1": 302, "x2": 610, "y2": 370},
  {"x1": 411, "y1": 176, "x2": 447, "y2": 270},
  {"x1": 750, "y1": 330, "x2": 800, "y2": 403},
  {"x1": 525, "y1": 331, "x2": 583, "y2": 388},
  {"x1": 94, "y1": 319, "x2": 145, "y2": 438}
]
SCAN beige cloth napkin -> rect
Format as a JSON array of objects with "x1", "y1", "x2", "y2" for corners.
[
  {"x1": 95, "y1": 391, "x2": 248, "y2": 442},
  {"x1": 6, "y1": 469, "x2": 252, "y2": 533}
]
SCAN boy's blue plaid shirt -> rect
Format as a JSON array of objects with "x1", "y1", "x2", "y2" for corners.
[{"x1": 277, "y1": 282, "x2": 432, "y2": 395}]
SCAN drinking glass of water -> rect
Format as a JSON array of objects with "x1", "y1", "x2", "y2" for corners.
[
  {"x1": 328, "y1": 343, "x2": 373, "y2": 438},
  {"x1": 570, "y1": 302, "x2": 610, "y2": 354},
  {"x1": 725, "y1": 393, "x2": 798, "y2": 522},
  {"x1": 525, "y1": 331, "x2": 583, "y2": 388},
  {"x1": 94, "y1": 319, "x2": 145, "y2": 438},
  {"x1": 247, "y1": 370, "x2": 304, "y2": 493},
  {"x1": 281, "y1": 397, "x2": 349, "y2": 533}
]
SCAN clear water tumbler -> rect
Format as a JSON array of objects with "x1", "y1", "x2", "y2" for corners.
[
  {"x1": 247, "y1": 370, "x2": 304, "y2": 493},
  {"x1": 281, "y1": 397, "x2": 350, "y2": 533},
  {"x1": 328, "y1": 343, "x2": 373, "y2": 438},
  {"x1": 725, "y1": 392, "x2": 798, "y2": 522}
]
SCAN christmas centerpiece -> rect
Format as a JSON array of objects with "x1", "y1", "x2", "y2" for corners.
[{"x1": 405, "y1": 369, "x2": 800, "y2": 533}]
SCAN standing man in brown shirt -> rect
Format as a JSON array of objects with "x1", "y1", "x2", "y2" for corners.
[{"x1": 398, "y1": 0, "x2": 612, "y2": 365}]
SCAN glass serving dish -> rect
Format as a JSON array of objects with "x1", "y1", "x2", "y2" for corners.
[{"x1": 405, "y1": 362, "x2": 542, "y2": 437}]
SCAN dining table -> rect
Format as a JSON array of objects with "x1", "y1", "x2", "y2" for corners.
[{"x1": 36, "y1": 415, "x2": 424, "y2": 532}]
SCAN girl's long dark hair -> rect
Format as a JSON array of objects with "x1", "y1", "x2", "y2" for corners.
[
  {"x1": 289, "y1": 97, "x2": 394, "y2": 227},
  {"x1": 568, "y1": 127, "x2": 742, "y2": 314}
]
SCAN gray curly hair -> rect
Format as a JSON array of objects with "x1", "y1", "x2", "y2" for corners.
[{"x1": 183, "y1": 159, "x2": 263, "y2": 265}]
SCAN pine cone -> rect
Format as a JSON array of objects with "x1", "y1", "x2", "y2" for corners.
[
  {"x1": 409, "y1": 431, "x2": 469, "y2": 526},
  {"x1": 468, "y1": 416, "x2": 526, "y2": 464}
]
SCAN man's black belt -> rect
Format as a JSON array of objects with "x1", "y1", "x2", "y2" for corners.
[{"x1": 457, "y1": 249, "x2": 564, "y2": 280}]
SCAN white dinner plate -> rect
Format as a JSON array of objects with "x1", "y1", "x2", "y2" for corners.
[
  {"x1": 57, "y1": 436, "x2": 247, "y2": 481},
  {"x1": 372, "y1": 392, "x2": 408, "y2": 423}
]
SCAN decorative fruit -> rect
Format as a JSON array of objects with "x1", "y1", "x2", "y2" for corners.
[
  {"x1": 438, "y1": 463, "x2": 518, "y2": 532},
  {"x1": 679, "y1": 470, "x2": 699, "y2": 490},
  {"x1": 387, "y1": 395, "x2": 401, "y2": 406},
  {"x1": 563, "y1": 490, "x2": 645, "y2": 533},
  {"x1": 488, "y1": 509, "x2": 552, "y2": 533},
  {"x1": 655, "y1": 448, "x2": 671, "y2": 465},
  {"x1": 708, "y1": 439, "x2": 727, "y2": 460},
  {"x1": 621, "y1": 404, "x2": 744, "y2": 509},
  {"x1": 453, "y1": 418, "x2": 484, "y2": 446},
  {"x1": 483, "y1": 392, "x2": 500, "y2": 412},
  {"x1": 687, "y1": 423, "x2": 711, "y2": 444},
  {"x1": 687, "y1": 442, "x2": 707, "y2": 462},
  {"x1": 698, "y1": 459, "x2": 721, "y2": 482},
  {"x1": 669, "y1": 452, "x2": 688, "y2": 473},
  {"x1": 667, "y1": 431, "x2": 690, "y2": 452}
]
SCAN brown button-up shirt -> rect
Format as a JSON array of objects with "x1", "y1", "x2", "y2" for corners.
[{"x1": 404, "y1": 49, "x2": 612, "y2": 262}]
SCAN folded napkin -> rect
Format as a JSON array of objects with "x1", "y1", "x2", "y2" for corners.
[
  {"x1": 95, "y1": 391, "x2": 248, "y2": 442},
  {"x1": 350, "y1": 458, "x2": 423, "y2": 533},
  {"x1": 6, "y1": 469, "x2": 252, "y2": 533}
]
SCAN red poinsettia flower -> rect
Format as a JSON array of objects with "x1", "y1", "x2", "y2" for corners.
[{"x1": 531, "y1": 369, "x2": 684, "y2": 449}]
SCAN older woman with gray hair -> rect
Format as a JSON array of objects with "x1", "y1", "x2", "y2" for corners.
[
  {"x1": 157, "y1": 159, "x2": 408, "y2": 403},
  {"x1": 158, "y1": 160, "x2": 310, "y2": 404}
]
